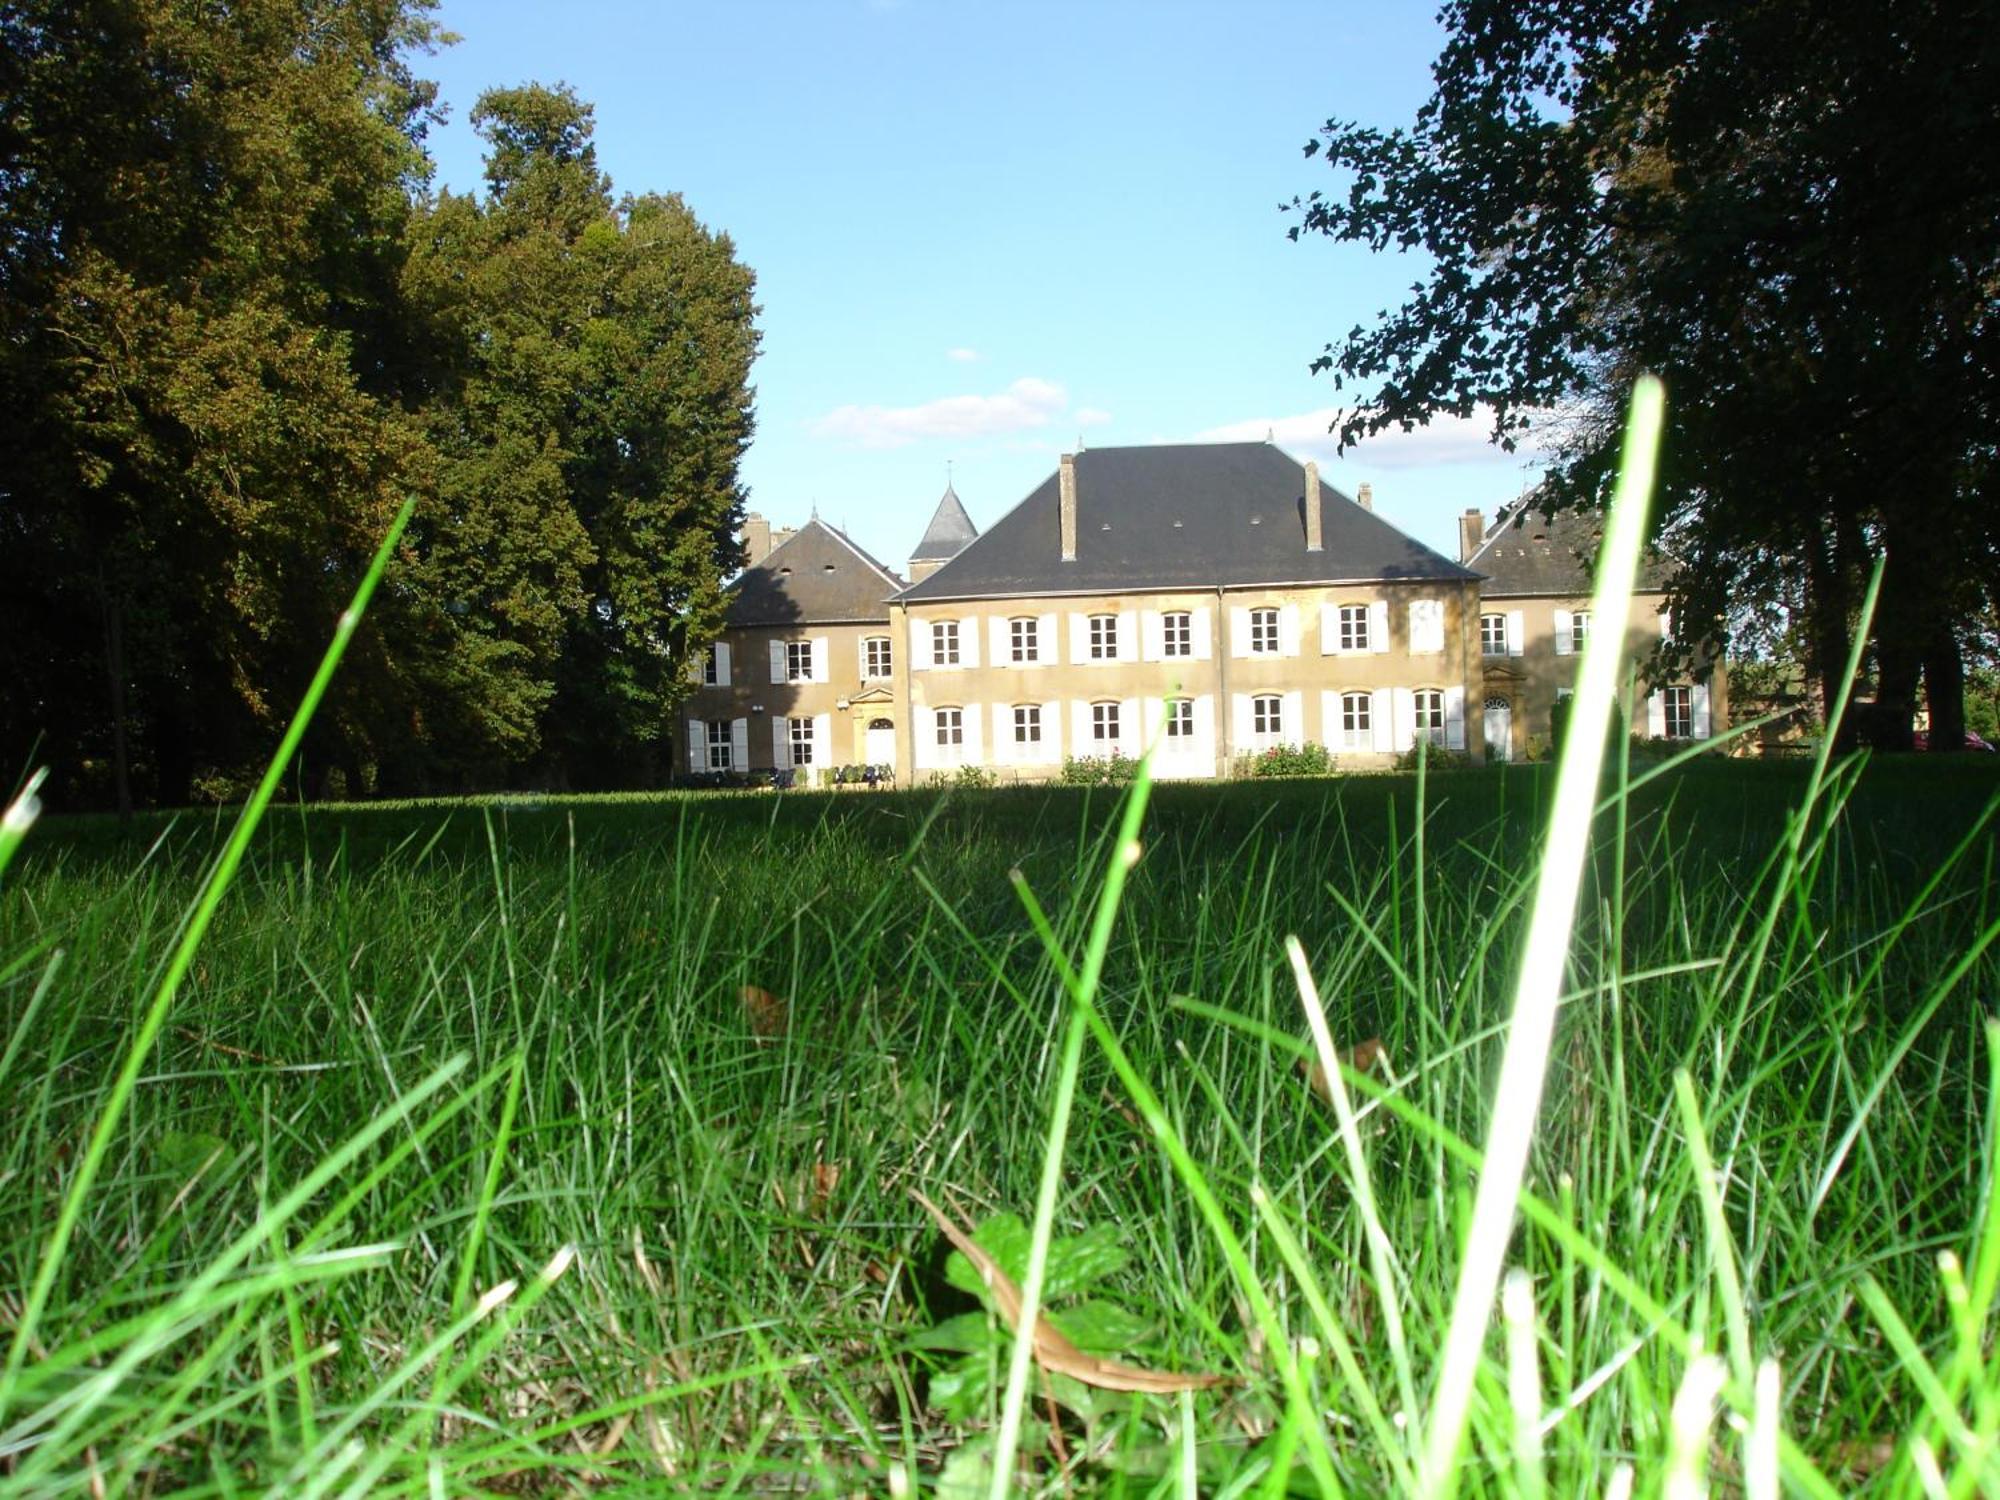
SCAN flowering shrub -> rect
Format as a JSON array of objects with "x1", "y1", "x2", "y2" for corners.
[
  {"x1": 1060, "y1": 753, "x2": 1138, "y2": 786},
  {"x1": 1239, "y1": 742, "x2": 1335, "y2": 778}
]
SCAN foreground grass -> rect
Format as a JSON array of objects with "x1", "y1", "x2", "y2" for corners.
[{"x1": 3, "y1": 759, "x2": 1999, "y2": 1494}]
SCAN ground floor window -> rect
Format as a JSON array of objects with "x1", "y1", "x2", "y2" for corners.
[
  {"x1": 1013, "y1": 704, "x2": 1041, "y2": 744},
  {"x1": 1165, "y1": 699, "x2": 1193, "y2": 739},
  {"x1": 1092, "y1": 701, "x2": 1120, "y2": 744},
  {"x1": 1340, "y1": 691, "x2": 1371, "y2": 750},
  {"x1": 789, "y1": 717, "x2": 814, "y2": 766},
  {"x1": 1663, "y1": 685, "x2": 1693, "y2": 739},
  {"x1": 935, "y1": 707, "x2": 963, "y2": 747},
  {"x1": 1252, "y1": 693, "x2": 1282, "y2": 738},
  {"x1": 706, "y1": 719, "x2": 731, "y2": 771},
  {"x1": 1413, "y1": 688, "x2": 1445, "y2": 741}
]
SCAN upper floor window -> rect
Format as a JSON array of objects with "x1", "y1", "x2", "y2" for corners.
[
  {"x1": 935, "y1": 706, "x2": 964, "y2": 746},
  {"x1": 789, "y1": 717, "x2": 815, "y2": 765},
  {"x1": 863, "y1": 636, "x2": 892, "y2": 679},
  {"x1": 703, "y1": 645, "x2": 721, "y2": 685},
  {"x1": 784, "y1": 641, "x2": 813, "y2": 683},
  {"x1": 1481, "y1": 614, "x2": 1508, "y2": 656},
  {"x1": 1013, "y1": 704, "x2": 1041, "y2": 744},
  {"x1": 1162, "y1": 611, "x2": 1192, "y2": 658},
  {"x1": 1165, "y1": 699, "x2": 1193, "y2": 739},
  {"x1": 1413, "y1": 688, "x2": 1445, "y2": 742},
  {"x1": 932, "y1": 620, "x2": 960, "y2": 667},
  {"x1": 1250, "y1": 608, "x2": 1280, "y2": 655},
  {"x1": 1408, "y1": 598, "x2": 1445, "y2": 655},
  {"x1": 1089, "y1": 614, "x2": 1118, "y2": 661},
  {"x1": 1337, "y1": 604, "x2": 1371, "y2": 653},
  {"x1": 706, "y1": 719, "x2": 731, "y2": 771},
  {"x1": 1663, "y1": 685, "x2": 1693, "y2": 739},
  {"x1": 1569, "y1": 611, "x2": 1592, "y2": 654},
  {"x1": 1010, "y1": 617, "x2": 1040, "y2": 664},
  {"x1": 1252, "y1": 694, "x2": 1283, "y2": 738},
  {"x1": 1091, "y1": 701, "x2": 1120, "y2": 744},
  {"x1": 1339, "y1": 690, "x2": 1372, "y2": 751}
]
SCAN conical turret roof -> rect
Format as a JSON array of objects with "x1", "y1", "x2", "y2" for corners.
[{"x1": 912, "y1": 482, "x2": 979, "y2": 563}]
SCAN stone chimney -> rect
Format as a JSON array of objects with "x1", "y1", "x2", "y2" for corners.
[
  {"x1": 1304, "y1": 462, "x2": 1324, "y2": 552},
  {"x1": 1355, "y1": 482, "x2": 1374, "y2": 513},
  {"x1": 1459, "y1": 508, "x2": 1485, "y2": 564},
  {"x1": 1059, "y1": 453, "x2": 1078, "y2": 563},
  {"x1": 744, "y1": 512, "x2": 771, "y2": 566}
]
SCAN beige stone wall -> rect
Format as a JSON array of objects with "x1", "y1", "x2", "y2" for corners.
[
  {"x1": 1474, "y1": 591, "x2": 1729, "y2": 759},
  {"x1": 894, "y1": 579, "x2": 1486, "y2": 779}
]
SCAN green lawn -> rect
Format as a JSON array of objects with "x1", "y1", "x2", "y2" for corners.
[{"x1": 3, "y1": 759, "x2": 1998, "y2": 1494}]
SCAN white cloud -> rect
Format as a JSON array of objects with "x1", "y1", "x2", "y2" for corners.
[
  {"x1": 1196, "y1": 405, "x2": 1542, "y2": 469},
  {"x1": 1074, "y1": 407, "x2": 1113, "y2": 428},
  {"x1": 812, "y1": 377, "x2": 1071, "y2": 450},
  {"x1": 945, "y1": 347, "x2": 980, "y2": 363}
]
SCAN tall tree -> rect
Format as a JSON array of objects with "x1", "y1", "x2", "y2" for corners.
[
  {"x1": 406, "y1": 84, "x2": 758, "y2": 789},
  {"x1": 0, "y1": 0, "x2": 443, "y2": 805},
  {"x1": 1290, "y1": 0, "x2": 2000, "y2": 748}
]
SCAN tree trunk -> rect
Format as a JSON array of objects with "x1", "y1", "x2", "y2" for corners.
[
  {"x1": 1804, "y1": 523, "x2": 1856, "y2": 751},
  {"x1": 99, "y1": 569, "x2": 133, "y2": 822},
  {"x1": 1923, "y1": 624, "x2": 1966, "y2": 752}
]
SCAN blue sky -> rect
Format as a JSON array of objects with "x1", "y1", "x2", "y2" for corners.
[{"x1": 419, "y1": 0, "x2": 1543, "y2": 571}]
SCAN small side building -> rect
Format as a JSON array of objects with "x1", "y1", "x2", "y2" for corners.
[{"x1": 1461, "y1": 502, "x2": 1728, "y2": 758}]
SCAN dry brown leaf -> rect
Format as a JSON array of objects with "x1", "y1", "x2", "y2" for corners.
[
  {"x1": 740, "y1": 984, "x2": 790, "y2": 1039},
  {"x1": 1298, "y1": 1037, "x2": 1385, "y2": 1105},
  {"x1": 911, "y1": 1189, "x2": 1227, "y2": 1395}
]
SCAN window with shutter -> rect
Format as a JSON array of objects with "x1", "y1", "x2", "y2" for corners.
[
  {"x1": 1337, "y1": 605, "x2": 1370, "y2": 652},
  {"x1": 1250, "y1": 609, "x2": 1279, "y2": 655},
  {"x1": 1480, "y1": 614, "x2": 1507, "y2": 656},
  {"x1": 863, "y1": 637, "x2": 892, "y2": 679},
  {"x1": 1010, "y1": 618, "x2": 1039, "y2": 663},
  {"x1": 1340, "y1": 691, "x2": 1371, "y2": 751},
  {"x1": 932, "y1": 621, "x2": 960, "y2": 667},
  {"x1": 1162, "y1": 611, "x2": 1192, "y2": 657},
  {"x1": 1088, "y1": 614, "x2": 1118, "y2": 660}
]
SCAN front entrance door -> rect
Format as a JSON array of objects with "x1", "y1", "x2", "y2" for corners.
[
  {"x1": 1484, "y1": 697, "x2": 1513, "y2": 763},
  {"x1": 865, "y1": 718, "x2": 896, "y2": 769}
]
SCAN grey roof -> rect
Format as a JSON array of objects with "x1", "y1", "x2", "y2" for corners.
[
  {"x1": 912, "y1": 482, "x2": 979, "y2": 563},
  {"x1": 895, "y1": 442, "x2": 1478, "y2": 602},
  {"x1": 726, "y1": 519, "x2": 901, "y2": 627},
  {"x1": 1468, "y1": 501, "x2": 1674, "y2": 598}
]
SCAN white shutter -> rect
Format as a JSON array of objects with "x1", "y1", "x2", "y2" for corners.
[
  {"x1": 1279, "y1": 603, "x2": 1301, "y2": 657},
  {"x1": 960, "y1": 619, "x2": 980, "y2": 669},
  {"x1": 1393, "y1": 687, "x2": 1416, "y2": 753},
  {"x1": 1320, "y1": 603, "x2": 1339, "y2": 655},
  {"x1": 989, "y1": 616, "x2": 1010, "y2": 668},
  {"x1": 686, "y1": 718, "x2": 705, "y2": 771},
  {"x1": 1192, "y1": 695, "x2": 1217, "y2": 775},
  {"x1": 1692, "y1": 683, "x2": 1713, "y2": 739},
  {"x1": 1114, "y1": 610, "x2": 1136, "y2": 663},
  {"x1": 914, "y1": 705, "x2": 936, "y2": 770},
  {"x1": 1069, "y1": 613, "x2": 1091, "y2": 665},
  {"x1": 1281, "y1": 690, "x2": 1303, "y2": 744},
  {"x1": 1444, "y1": 686, "x2": 1467, "y2": 750},
  {"x1": 715, "y1": 643, "x2": 732, "y2": 686},
  {"x1": 1369, "y1": 600, "x2": 1390, "y2": 654},
  {"x1": 729, "y1": 719, "x2": 748, "y2": 772},
  {"x1": 1042, "y1": 701, "x2": 1062, "y2": 763},
  {"x1": 1120, "y1": 698, "x2": 1141, "y2": 758},
  {"x1": 1071, "y1": 700, "x2": 1094, "y2": 756},
  {"x1": 811, "y1": 636, "x2": 829, "y2": 683},
  {"x1": 812, "y1": 712, "x2": 830, "y2": 766},
  {"x1": 1231, "y1": 694, "x2": 1252, "y2": 753},
  {"x1": 910, "y1": 619, "x2": 933, "y2": 672},
  {"x1": 1141, "y1": 609, "x2": 1163, "y2": 662},
  {"x1": 1553, "y1": 610, "x2": 1573, "y2": 657},
  {"x1": 1191, "y1": 607, "x2": 1213, "y2": 660},
  {"x1": 1506, "y1": 610, "x2": 1525, "y2": 657},
  {"x1": 1370, "y1": 688, "x2": 1393, "y2": 753},
  {"x1": 962, "y1": 704, "x2": 983, "y2": 763},
  {"x1": 1660, "y1": 609, "x2": 1674, "y2": 640},
  {"x1": 769, "y1": 640, "x2": 788, "y2": 684},
  {"x1": 772, "y1": 716, "x2": 792, "y2": 771},
  {"x1": 1320, "y1": 691, "x2": 1340, "y2": 750},
  {"x1": 1036, "y1": 614, "x2": 1057, "y2": 665},
  {"x1": 1646, "y1": 691, "x2": 1667, "y2": 739},
  {"x1": 1230, "y1": 607, "x2": 1252, "y2": 659},
  {"x1": 1410, "y1": 600, "x2": 1443, "y2": 655}
]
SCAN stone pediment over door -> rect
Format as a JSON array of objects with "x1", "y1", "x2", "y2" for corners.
[{"x1": 842, "y1": 682, "x2": 896, "y2": 708}]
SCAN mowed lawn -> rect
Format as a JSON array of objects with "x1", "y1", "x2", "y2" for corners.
[{"x1": 3, "y1": 758, "x2": 1999, "y2": 1494}]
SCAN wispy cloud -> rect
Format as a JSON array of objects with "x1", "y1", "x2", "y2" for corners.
[
  {"x1": 1196, "y1": 405, "x2": 1542, "y2": 469},
  {"x1": 1074, "y1": 406, "x2": 1112, "y2": 428},
  {"x1": 813, "y1": 377, "x2": 1072, "y2": 450},
  {"x1": 945, "y1": 347, "x2": 980, "y2": 363}
]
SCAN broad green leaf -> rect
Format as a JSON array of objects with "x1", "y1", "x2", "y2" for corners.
[{"x1": 1049, "y1": 1298, "x2": 1154, "y2": 1352}]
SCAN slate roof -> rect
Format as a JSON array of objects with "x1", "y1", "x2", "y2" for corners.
[
  {"x1": 1468, "y1": 501, "x2": 1675, "y2": 598},
  {"x1": 896, "y1": 442, "x2": 1478, "y2": 602},
  {"x1": 726, "y1": 519, "x2": 901, "y2": 627},
  {"x1": 912, "y1": 482, "x2": 979, "y2": 563}
]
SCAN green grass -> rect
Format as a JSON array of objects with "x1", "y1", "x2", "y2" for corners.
[{"x1": 3, "y1": 755, "x2": 1999, "y2": 1494}]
